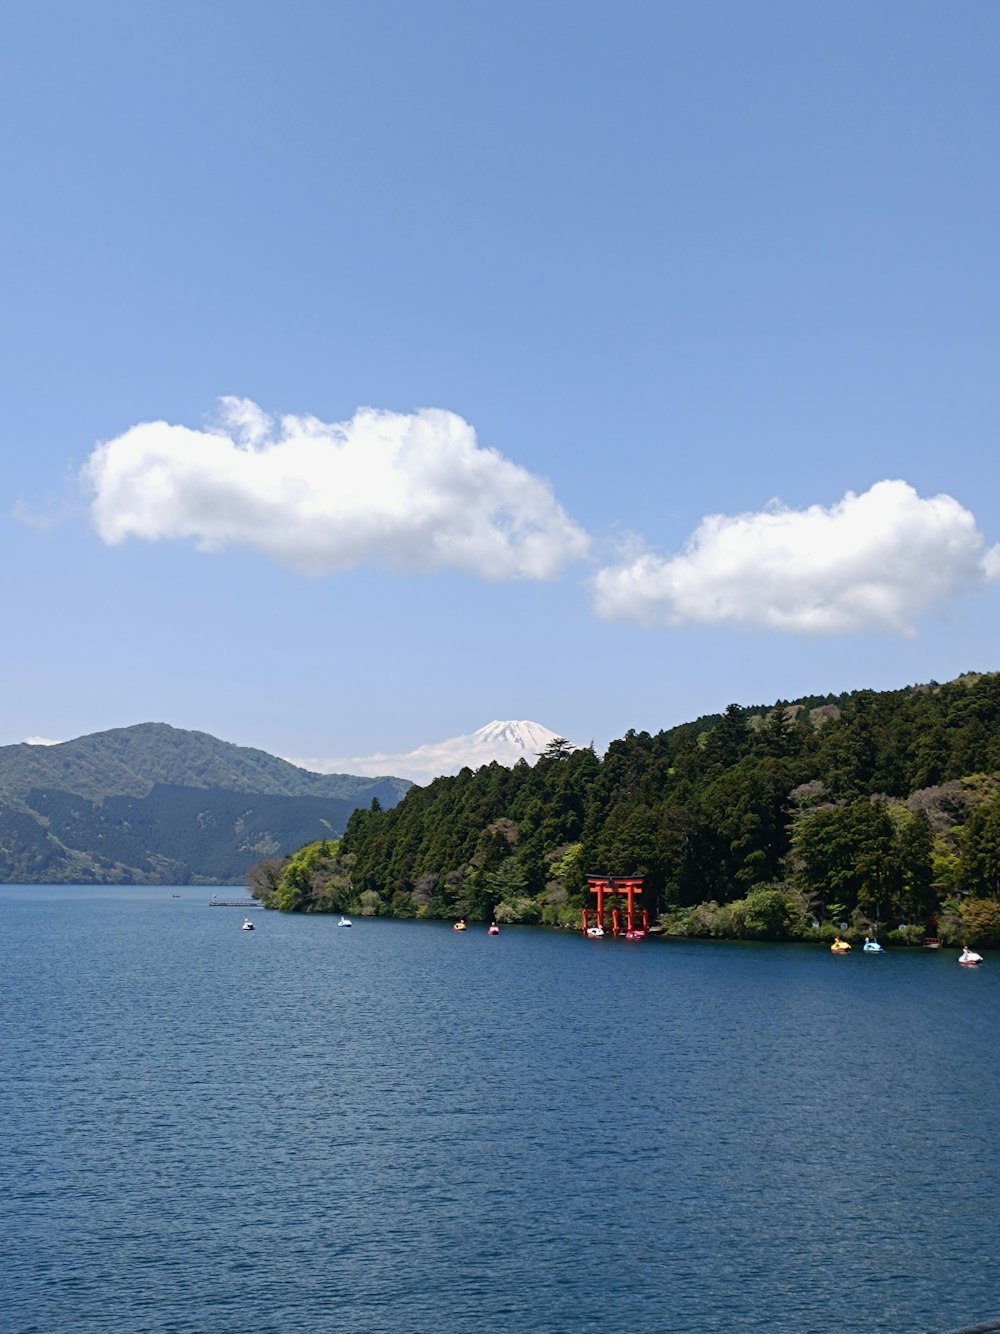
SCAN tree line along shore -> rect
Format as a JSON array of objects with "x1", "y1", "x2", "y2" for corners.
[{"x1": 247, "y1": 672, "x2": 1000, "y2": 948}]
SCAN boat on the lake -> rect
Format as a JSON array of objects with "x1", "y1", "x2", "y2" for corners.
[
  {"x1": 863, "y1": 938, "x2": 884, "y2": 953},
  {"x1": 586, "y1": 925, "x2": 604, "y2": 938},
  {"x1": 959, "y1": 946, "x2": 983, "y2": 966},
  {"x1": 453, "y1": 919, "x2": 467, "y2": 932},
  {"x1": 242, "y1": 918, "x2": 255, "y2": 931},
  {"x1": 338, "y1": 917, "x2": 352, "y2": 928},
  {"x1": 488, "y1": 923, "x2": 500, "y2": 935},
  {"x1": 831, "y1": 936, "x2": 851, "y2": 953}
]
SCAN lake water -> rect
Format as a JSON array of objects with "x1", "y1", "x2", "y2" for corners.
[{"x1": 1, "y1": 886, "x2": 998, "y2": 1334}]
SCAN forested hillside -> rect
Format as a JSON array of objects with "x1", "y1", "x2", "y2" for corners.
[
  {"x1": 0, "y1": 723, "x2": 411, "y2": 883},
  {"x1": 0, "y1": 723, "x2": 410, "y2": 805},
  {"x1": 250, "y1": 673, "x2": 1000, "y2": 945}
]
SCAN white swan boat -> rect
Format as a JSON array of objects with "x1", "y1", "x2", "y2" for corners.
[
  {"x1": 338, "y1": 917, "x2": 353, "y2": 928},
  {"x1": 959, "y1": 947, "x2": 983, "y2": 966},
  {"x1": 242, "y1": 918, "x2": 255, "y2": 931}
]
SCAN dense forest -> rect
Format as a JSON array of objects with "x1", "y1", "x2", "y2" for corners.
[{"x1": 248, "y1": 673, "x2": 1000, "y2": 946}]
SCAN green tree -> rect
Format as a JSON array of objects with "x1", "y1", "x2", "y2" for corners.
[
  {"x1": 960, "y1": 793, "x2": 1000, "y2": 898},
  {"x1": 702, "y1": 757, "x2": 800, "y2": 890},
  {"x1": 245, "y1": 856, "x2": 286, "y2": 905},
  {"x1": 741, "y1": 888, "x2": 803, "y2": 939},
  {"x1": 960, "y1": 897, "x2": 1000, "y2": 945},
  {"x1": 853, "y1": 802, "x2": 900, "y2": 923},
  {"x1": 792, "y1": 801, "x2": 895, "y2": 917},
  {"x1": 895, "y1": 807, "x2": 935, "y2": 921},
  {"x1": 702, "y1": 704, "x2": 750, "y2": 771},
  {"x1": 274, "y1": 839, "x2": 345, "y2": 912},
  {"x1": 488, "y1": 857, "x2": 539, "y2": 922}
]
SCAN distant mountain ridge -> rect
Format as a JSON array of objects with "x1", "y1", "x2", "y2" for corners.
[
  {"x1": 291, "y1": 719, "x2": 573, "y2": 784},
  {"x1": 0, "y1": 723, "x2": 411, "y2": 885},
  {"x1": 0, "y1": 722, "x2": 410, "y2": 803}
]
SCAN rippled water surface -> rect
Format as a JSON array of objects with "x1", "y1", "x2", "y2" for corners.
[{"x1": 2, "y1": 887, "x2": 999, "y2": 1334}]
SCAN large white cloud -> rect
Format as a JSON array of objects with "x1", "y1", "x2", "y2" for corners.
[
  {"x1": 591, "y1": 480, "x2": 1000, "y2": 635},
  {"x1": 82, "y1": 397, "x2": 590, "y2": 580}
]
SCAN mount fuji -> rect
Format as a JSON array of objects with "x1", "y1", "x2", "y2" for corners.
[{"x1": 291, "y1": 720, "x2": 575, "y2": 786}]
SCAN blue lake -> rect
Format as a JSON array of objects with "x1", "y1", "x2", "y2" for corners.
[{"x1": 1, "y1": 886, "x2": 998, "y2": 1334}]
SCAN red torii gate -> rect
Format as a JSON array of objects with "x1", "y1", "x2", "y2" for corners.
[{"x1": 583, "y1": 874, "x2": 648, "y2": 938}]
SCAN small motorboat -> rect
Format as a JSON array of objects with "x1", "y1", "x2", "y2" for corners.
[
  {"x1": 453, "y1": 919, "x2": 468, "y2": 932},
  {"x1": 488, "y1": 923, "x2": 500, "y2": 935},
  {"x1": 831, "y1": 936, "x2": 851, "y2": 953},
  {"x1": 242, "y1": 918, "x2": 255, "y2": 931},
  {"x1": 959, "y1": 947, "x2": 983, "y2": 966},
  {"x1": 586, "y1": 925, "x2": 604, "y2": 938},
  {"x1": 625, "y1": 929, "x2": 646, "y2": 940},
  {"x1": 338, "y1": 916, "x2": 353, "y2": 928},
  {"x1": 863, "y1": 938, "x2": 884, "y2": 953}
]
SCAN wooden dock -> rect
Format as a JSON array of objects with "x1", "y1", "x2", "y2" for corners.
[{"x1": 208, "y1": 897, "x2": 260, "y2": 908}]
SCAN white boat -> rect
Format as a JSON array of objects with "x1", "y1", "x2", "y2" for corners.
[
  {"x1": 338, "y1": 917, "x2": 353, "y2": 928},
  {"x1": 959, "y1": 947, "x2": 983, "y2": 966},
  {"x1": 586, "y1": 926, "x2": 604, "y2": 938},
  {"x1": 863, "y1": 938, "x2": 884, "y2": 953},
  {"x1": 242, "y1": 918, "x2": 255, "y2": 931}
]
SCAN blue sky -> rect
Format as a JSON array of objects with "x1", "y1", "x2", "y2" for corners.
[{"x1": 3, "y1": 0, "x2": 1000, "y2": 767}]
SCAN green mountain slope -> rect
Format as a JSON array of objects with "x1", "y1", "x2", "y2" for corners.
[
  {"x1": 0, "y1": 723, "x2": 411, "y2": 884},
  {"x1": 0, "y1": 722, "x2": 409, "y2": 803},
  {"x1": 266, "y1": 672, "x2": 1000, "y2": 945}
]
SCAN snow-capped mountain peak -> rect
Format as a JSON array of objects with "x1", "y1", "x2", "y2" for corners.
[
  {"x1": 289, "y1": 720, "x2": 575, "y2": 785},
  {"x1": 471, "y1": 720, "x2": 564, "y2": 755}
]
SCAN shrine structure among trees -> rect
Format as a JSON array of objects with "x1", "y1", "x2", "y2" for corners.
[{"x1": 583, "y1": 874, "x2": 649, "y2": 938}]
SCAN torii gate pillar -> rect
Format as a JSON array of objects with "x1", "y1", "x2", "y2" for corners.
[{"x1": 586, "y1": 875, "x2": 611, "y2": 931}]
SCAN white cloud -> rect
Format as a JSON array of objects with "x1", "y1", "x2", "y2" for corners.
[
  {"x1": 82, "y1": 398, "x2": 590, "y2": 580},
  {"x1": 25, "y1": 736, "x2": 61, "y2": 746},
  {"x1": 591, "y1": 480, "x2": 995, "y2": 635},
  {"x1": 983, "y1": 543, "x2": 1000, "y2": 581}
]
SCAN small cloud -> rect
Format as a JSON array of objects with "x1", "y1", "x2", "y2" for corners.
[
  {"x1": 12, "y1": 497, "x2": 75, "y2": 532},
  {"x1": 81, "y1": 400, "x2": 591, "y2": 581},
  {"x1": 591, "y1": 480, "x2": 993, "y2": 635},
  {"x1": 25, "y1": 736, "x2": 62, "y2": 746},
  {"x1": 212, "y1": 396, "x2": 273, "y2": 447}
]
